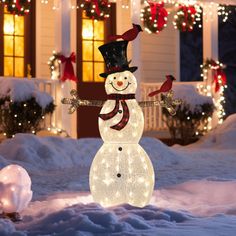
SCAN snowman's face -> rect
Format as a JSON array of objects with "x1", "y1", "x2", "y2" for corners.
[{"x1": 105, "y1": 71, "x2": 137, "y2": 94}]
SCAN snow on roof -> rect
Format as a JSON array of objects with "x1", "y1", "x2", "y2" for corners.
[
  {"x1": 0, "y1": 77, "x2": 53, "y2": 108},
  {"x1": 173, "y1": 84, "x2": 213, "y2": 113}
]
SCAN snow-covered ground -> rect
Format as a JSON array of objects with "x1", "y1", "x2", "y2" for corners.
[{"x1": 1, "y1": 114, "x2": 236, "y2": 235}]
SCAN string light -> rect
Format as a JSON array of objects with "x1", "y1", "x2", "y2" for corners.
[{"x1": 199, "y1": 60, "x2": 227, "y2": 126}]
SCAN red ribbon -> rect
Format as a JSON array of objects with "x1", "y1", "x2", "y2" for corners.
[
  {"x1": 148, "y1": 1, "x2": 167, "y2": 30},
  {"x1": 213, "y1": 69, "x2": 227, "y2": 93},
  {"x1": 179, "y1": 5, "x2": 196, "y2": 31},
  {"x1": 58, "y1": 52, "x2": 77, "y2": 82}
]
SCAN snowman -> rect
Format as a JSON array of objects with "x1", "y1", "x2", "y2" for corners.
[{"x1": 62, "y1": 40, "x2": 180, "y2": 207}]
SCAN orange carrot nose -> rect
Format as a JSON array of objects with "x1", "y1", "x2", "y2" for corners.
[{"x1": 117, "y1": 81, "x2": 123, "y2": 87}]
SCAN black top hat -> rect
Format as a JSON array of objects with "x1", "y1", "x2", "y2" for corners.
[{"x1": 98, "y1": 40, "x2": 137, "y2": 78}]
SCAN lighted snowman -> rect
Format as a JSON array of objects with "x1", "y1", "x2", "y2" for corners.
[{"x1": 62, "y1": 40, "x2": 180, "y2": 207}]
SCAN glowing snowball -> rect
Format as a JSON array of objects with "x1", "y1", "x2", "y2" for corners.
[
  {"x1": 90, "y1": 71, "x2": 155, "y2": 207},
  {"x1": 0, "y1": 164, "x2": 32, "y2": 213}
]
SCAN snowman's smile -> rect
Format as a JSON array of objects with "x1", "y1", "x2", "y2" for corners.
[{"x1": 110, "y1": 82, "x2": 131, "y2": 91}]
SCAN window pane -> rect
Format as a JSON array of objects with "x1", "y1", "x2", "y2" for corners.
[
  {"x1": 94, "y1": 21, "x2": 104, "y2": 40},
  {"x1": 83, "y1": 41, "x2": 93, "y2": 61},
  {"x1": 82, "y1": 19, "x2": 93, "y2": 39},
  {"x1": 4, "y1": 36, "x2": 14, "y2": 56},
  {"x1": 15, "y1": 16, "x2": 24, "y2": 36},
  {"x1": 15, "y1": 36, "x2": 24, "y2": 57},
  {"x1": 94, "y1": 41, "x2": 104, "y2": 61},
  {"x1": 94, "y1": 63, "x2": 105, "y2": 82},
  {"x1": 15, "y1": 58, "x2": 24, "y2": 77},
  {"x1": 4, "y1": 14, "x2": 14, "y2": 35},
  {"x1": 4, "y1": 57, "x2": 13, "y2": 76},
  {"x1": 83, "y1": 62, "x2": 93, "y2": 82}
]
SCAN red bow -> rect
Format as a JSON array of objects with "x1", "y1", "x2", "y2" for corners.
[
  {"x1": 148, "y1": 1, "x2": 167, "y2": 30},
  {"x1": 179, "y1": 5, "x2": 196, "y2": 31},
  {"x1": 213, "y1": 69, "x2": 227, "y2": 93},
  {"x1": 59, "y1": 53, "x2": 77, "y2": 82}
]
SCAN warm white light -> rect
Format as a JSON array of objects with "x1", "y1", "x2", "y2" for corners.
[{"x1": 0, "y1": 165, "x2": 32, "y2": 213}]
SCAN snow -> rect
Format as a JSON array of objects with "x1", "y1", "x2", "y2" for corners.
[
  {"x1": 0, "y1": 77, "x2": 53, "y2": 108},
  {"x1": 0, "y1": 115, "x2": 236, "y2": 235},
  {"x1": 172, "y1": 84, "x2": 213, "y2": 113}
]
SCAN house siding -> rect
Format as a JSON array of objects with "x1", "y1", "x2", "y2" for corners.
[
  {"x1": 36, "y1": 1, "x2": 56, "y2": 78},
  {"x1": 140, "y1": 12, "x2": 180, "y2": 83}
]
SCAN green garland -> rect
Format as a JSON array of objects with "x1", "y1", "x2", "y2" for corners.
[
  {"x1": 80, "y1": 0, "x2": 111, "y2": 21},
  {"x1": 2, "y1": 0, "x2": 31, "y2": 16},
  {"x1": 48, "y1": 51, "x2": 62, "y2": 80}
]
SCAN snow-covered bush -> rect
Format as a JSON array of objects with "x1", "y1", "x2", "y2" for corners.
[
  {"x1": 0, "y1": 78, "x2": 55, "y2": 138},
  {"x1": 163, "y1": 84, "x2": 214, "y2": 145}
]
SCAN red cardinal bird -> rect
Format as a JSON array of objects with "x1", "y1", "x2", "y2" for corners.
[
  {"x1": 148, "y1": 75, "x2": 176, "y2": 97},
  {"x1": 109, "y1": 24, "x2": 143, "y2": 42}
]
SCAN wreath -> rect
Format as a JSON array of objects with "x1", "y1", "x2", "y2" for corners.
[
  {"x1": 201, "y1": 59, "x2": 227, "y2": 93},
  {"x1": 2, "y1": 0, "x2": 31, "y2": 16},
  {"x1": 141, "y1": 1, "x2": 168, "y2": 34},
  {"x1": 48, "y1": 52, "x2": 62, "y2": 81},
  {"x1": 173, "y1": 5, "x2": 196, "y2": 32},
  {"x1": 81, "y1": 0, "x2": 111, "y2": 21}
]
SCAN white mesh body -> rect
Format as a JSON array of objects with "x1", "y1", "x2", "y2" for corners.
[
  {"x1": 90, "y1": 71, "x2": 155, "y2": 207},
  {"x1": 89, "y1": 143, "x2": 154, "y2": 207},
  {"x1": 99, "y1": 100, "x2": 144, "y2": 143}
]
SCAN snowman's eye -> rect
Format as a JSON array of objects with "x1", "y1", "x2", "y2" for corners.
[
  {"x1": 113, "y1": 77, "x2": 116, "y2": 80},
  {"x1": 124, "y1": 77, "x2": 128, "y2": 80}
]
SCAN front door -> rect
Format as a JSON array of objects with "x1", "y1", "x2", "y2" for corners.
[{"x1": 77, "y1": 5, "x2": 116, "y2": 138}]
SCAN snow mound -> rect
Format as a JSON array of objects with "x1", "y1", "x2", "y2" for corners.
[
  {"x1": 0, "y1": 134, "x2": 102, "y2": 170},
  {"x1": 173, "y1": 84, "x2": 213, "y2": 113},
  {"x1": 0, "y1": 134, "x2": 182, "y2": 172},
  {"x1": 155, "y1": 179, "x2": 236, "y2": 217},
  {"x1": 0, "y1": 77, "x2": 53, "y2": 108},
  {"x1": 19, "y1": 201, "x2": 191, "y2": 235},
  {"x1": 0, "y1": 219, "x2": 26, "y2": 236},
  {"x1": 191, "y1": 113, "x2": 236, "y2": 149}
]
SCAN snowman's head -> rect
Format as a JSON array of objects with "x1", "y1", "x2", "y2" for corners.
[{"x1": 105, "y1": 70, "x2": 137, "y2": 95}]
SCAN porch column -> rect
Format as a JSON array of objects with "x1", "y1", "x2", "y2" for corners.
[
  {"x1": 130, "y1": 0, "x2": 142, "y2": 100},
  {"x1": 202, "y1": 3, "x2": 218, "y2": 60},
  {"x1": 54, "y1": 0, "x2": 77, "y2": 138},
  {"x1": 202, "y1": 2, "x2": 219, "y2": 127}
]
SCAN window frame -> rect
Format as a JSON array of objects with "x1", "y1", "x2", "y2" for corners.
[
  {"x1": 77, "y1": 3, "x2": 117, "y2": 84},
  {"x1": 0, "y1": 2, "x2": 36, "y2": 78}
]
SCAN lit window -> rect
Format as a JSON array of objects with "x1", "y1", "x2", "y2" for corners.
[
  {"x1": 82, "y1": 12, "x2": 105, "y2": 82},
  {"x1": 3, "y1": 8, "x2": 25, "y2": 77}
]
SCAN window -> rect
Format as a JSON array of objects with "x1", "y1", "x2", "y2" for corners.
[
  {"x1": 82, "y1": 13, "x2": 106, "y2": 82},
  {"x1": 3, "y1": 8, "x2": 25, "y2": 77},
  {"x1": 0, "y1": 4, "x2": 35, "y2": 77}
]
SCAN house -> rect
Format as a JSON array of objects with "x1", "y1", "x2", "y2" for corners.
[{"x1": 0, "y1": 0, "x2": 234, "y2": 138}]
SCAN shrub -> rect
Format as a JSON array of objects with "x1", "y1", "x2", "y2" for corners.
[
  {"x1": 162, "y1": 85, "x2": 214, "y2": 145},
  {"x1": 0, "y1": 96, "x2": 55, "y2": 138}
]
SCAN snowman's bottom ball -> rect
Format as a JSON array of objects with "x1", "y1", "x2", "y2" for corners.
[{"x1": 89, "y1": 143, "x2": 155, "y2": 208}]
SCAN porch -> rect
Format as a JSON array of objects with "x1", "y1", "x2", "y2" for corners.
[{"x1": 7, "y1": 77, "x2": 204, "y2": 139}]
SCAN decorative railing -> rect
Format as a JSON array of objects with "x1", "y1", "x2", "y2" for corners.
[
  {"x1": 140, "y1": 81, "x2": 205, "y2": 131},
  {"x1": 30, "y1": 78, "x2": 62, "y2": 133}
]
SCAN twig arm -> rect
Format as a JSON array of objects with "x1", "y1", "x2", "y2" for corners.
[
  {"x1": 138, "y1": 90, "x2": 182, "y2": 116},
  {"x1": 61, "y1": 89, "x2": 104, "y2": 114}
]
